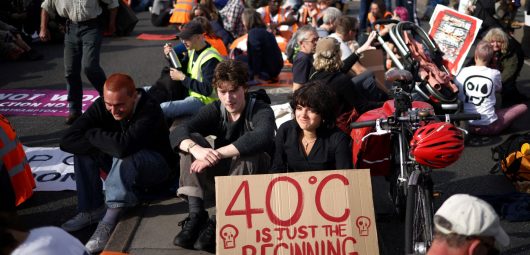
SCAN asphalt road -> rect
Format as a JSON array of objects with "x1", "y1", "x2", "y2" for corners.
[{"x1": 1, "y1": 8, "x2": 530, "y2": 255}]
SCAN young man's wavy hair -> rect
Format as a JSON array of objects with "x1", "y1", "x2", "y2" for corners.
[{"x1": 213, "y1": 60, "x2": 249, "y2": 90}]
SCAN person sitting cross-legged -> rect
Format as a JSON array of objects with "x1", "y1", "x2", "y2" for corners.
[
  {"x1": 59, "y1": 73, "x2": 178, "y2": 253},
  {"x1": 155, "y1": 20, "x2": 223, "y2": 119},
  {"x1": 171, "y1": 60, "x2": 276, "y2": 253}
]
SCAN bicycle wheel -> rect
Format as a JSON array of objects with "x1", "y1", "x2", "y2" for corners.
[{"x1": 404, "y1": 170, "x2": 434, "y2": 255}]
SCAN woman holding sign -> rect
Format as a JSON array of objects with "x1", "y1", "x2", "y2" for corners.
[{"x1": 271, "y1": 81, "x2": 352, "y2": 172}]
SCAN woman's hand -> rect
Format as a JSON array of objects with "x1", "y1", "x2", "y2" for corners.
[{"x1": 356, "y1": 31, "x2": 377, "y2": 55}]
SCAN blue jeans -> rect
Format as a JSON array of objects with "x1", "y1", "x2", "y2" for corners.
[
  {"x1": 64, "y1": 19, "x2": 106, "y2": 113},
  {"x1": 73, "y1": 150, "x2": 171, "y2": 212},
  {"x1": 160, "y1": 96, "x2": 204, "y2": 119}
]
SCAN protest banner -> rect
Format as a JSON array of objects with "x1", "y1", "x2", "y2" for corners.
[
  {"x1": 24, "y1": 147, "x2": 77, "y2": 191},
  {"x1": 0, "y1": 89, "x2": 99, "y2": 116},
  {"x1": 429, "y1": 4, "x2": 482, "y2": 75},
  {"x1": 215, "y1": 169, "x2": 379, "y2": 255}
]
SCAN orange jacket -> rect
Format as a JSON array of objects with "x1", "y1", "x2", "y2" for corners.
[
  {"x1": 205, "y1": 34, "x2": 228, "y2": 57},
  {"x1": 367, "y1": 11, "x2": 393, "y2": 30},
  {"x1": 169, "y1": 0, "x2": 197, "y2": 24},
  {"x1": 0, "y1": 114, "x2": 35, "y2": 206}
]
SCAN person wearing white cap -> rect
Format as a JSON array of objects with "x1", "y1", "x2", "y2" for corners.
[{"x1": 427, "y1": 194, "x2": 510, "y2": 255}]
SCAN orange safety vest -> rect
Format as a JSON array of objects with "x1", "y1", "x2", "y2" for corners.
[
  {"x1": 169, "y1": 0, "x2": 197, "y2": 24},
  {"x1": 299, "y1": 6, "x2": 319, "y2": 25},
  {"x1": 0, "y1": 114, "x2": 35, "y2": 206},
  {"x1": 263, "y1": 6, "x2": 297, "y2": 39}
]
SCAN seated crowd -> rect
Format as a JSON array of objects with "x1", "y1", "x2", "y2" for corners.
[{"x1": 1, "y1": 0, "x2": 528, "y2": 254}]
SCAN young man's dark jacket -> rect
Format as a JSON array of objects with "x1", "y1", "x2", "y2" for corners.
[
  {"x1": 170, "y1": 96, "x2": 275, "y2": 157},
  {"x1": 60, "y1": 89, "x2": 177, "y2": 171}
]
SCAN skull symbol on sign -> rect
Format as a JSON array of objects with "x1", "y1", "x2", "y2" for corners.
[
  {"x1": 220, "y1": 224, "x2": 239, "y2": 249},
  {"x1": 463, "y1": 75, "x2": 494, "y2": 106},
  {"x1": 356, "y1": 216, "x2": 371, "y2": 236}
]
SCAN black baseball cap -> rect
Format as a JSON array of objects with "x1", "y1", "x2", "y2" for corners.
[{"x1": 177, "y1": 21, "x2": 204, "y2": 40}]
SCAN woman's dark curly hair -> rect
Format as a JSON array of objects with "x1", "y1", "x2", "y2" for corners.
[
  {"x1": 290, "y1": 81, "x2": 338, "y2": 129},
  {"x1": 213, "y1": 60, "x2": 249, "y2": 90}
]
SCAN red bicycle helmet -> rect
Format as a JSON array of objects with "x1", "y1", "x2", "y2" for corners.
[{"x1": 410, "y1": 122, "x2": 464, "y2": 169}]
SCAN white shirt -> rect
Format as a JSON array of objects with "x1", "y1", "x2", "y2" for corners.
[
  {"x1": 455, "y1": 65, "x2": 502, "y2": 125},
  {"x1": 11, "y1": 227, "x2": 89, "y2": 255},
  {"x1": 328, "y1": 33, "x2": 352, "y2": 61},
  {"x1": 41, "y1": 0, "x2": 119, "y2": 23}
]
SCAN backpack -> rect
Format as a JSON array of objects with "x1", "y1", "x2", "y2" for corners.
[{"x1": 490, "y1": 132, "x2": 530, "y2": 182}]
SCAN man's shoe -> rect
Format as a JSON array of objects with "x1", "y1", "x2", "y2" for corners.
[
  {"x1": 85, "y1": 221, "x2": 116, "y2": 253},
  {"x1": 65, "y1": 112, "x2": 82, "y2": 125},
  {"x1": 173, "y1": 211, "x2": 208, "y2": 248},
  {"x1": 61, "y1": 205, "x2": 106, "y2": 232},
  {"x1": 194, "y1": 217, "x2": 216, "y2": 253}
]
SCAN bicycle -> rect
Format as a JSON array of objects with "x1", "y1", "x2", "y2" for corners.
[{"x1": 350, "y1": 69, "x2": 480, "y2": 254}]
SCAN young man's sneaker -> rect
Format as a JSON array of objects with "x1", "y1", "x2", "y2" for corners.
[
  {"x1": 85, "y1": 221, "x2": 116, "y2": 253},
  {"x1": 173, "y1": 211, "x2": 208, "y2": 248},
  {"x1": 61, "y1": 205, "x2": 106, "y2": 232},
  {"x1": 194, "y1": 217, "x2": 216, "y2": 253}
]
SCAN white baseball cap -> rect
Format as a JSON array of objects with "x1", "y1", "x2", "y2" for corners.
[{"x1": 434, "y1": 194, "x2": 510, "y2": 247}]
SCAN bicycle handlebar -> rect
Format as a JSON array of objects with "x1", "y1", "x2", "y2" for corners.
[{"x1": 349, "y1": 113, "x2": 481, "y2": 129}]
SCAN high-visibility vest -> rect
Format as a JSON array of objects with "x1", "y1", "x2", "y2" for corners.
[
  {"x1": 169, "y1": 0, "x2": 196, "y2": 24},
  {"x1": 187, "y1": 46, "x2": 223, "y2": 104},
  {"x1": 0, "y1": 114, "x2": 35, "y2": 206},
  {"x1": 263, "y1": 6, "x2": 285, "y2": 25},
  {"x1": 263, "y1": 6, "x2": 297, "y2": 41}
]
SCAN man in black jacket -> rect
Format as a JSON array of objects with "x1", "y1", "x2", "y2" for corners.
[
  {"x1": 60, "y1": 73, "x2": 177, "y2": 253},
  {"x1": 171, "y1": 60, "x2": 275, "y2": 253}
]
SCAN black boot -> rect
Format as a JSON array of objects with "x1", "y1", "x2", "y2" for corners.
[
  {"x1": 194, "y1": 217, "x2": 216, "y2": 253},
  {"x1": 173, "y1": 211, "x2": 208, "y2": 248}
]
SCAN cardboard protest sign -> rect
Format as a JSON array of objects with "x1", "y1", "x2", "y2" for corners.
[
  {"x1": 215, "y1": 169, "x2": 379, "y2": 255},
  {"x1": 429, "y1": 4, "x2": 482, "y2": 75}
]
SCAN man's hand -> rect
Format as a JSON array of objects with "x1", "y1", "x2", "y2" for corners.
[
  {"x1": 169, "y1": 68, "x2": 186, "y2": 81},
  {"x1": 190, "y1": 160, "x2": 210, "y2": 173},
  {"x1": 107, "y1": 22, "x2": 116, "y2": 35},
  {"x1": 163, "y1": 43, "x2": 172, "y2": 56},
  {"x1": 107, "y1": 7, "x2": 118, "y2": 35},
  {"x1": 190, "y1": 146, "x2": 221, "y2": 166},
  {"x1": 39, "y1": 28, "x2": 50, "y2": 42}
]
